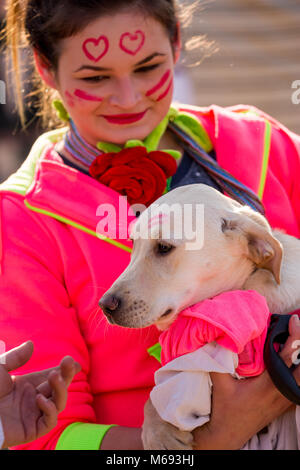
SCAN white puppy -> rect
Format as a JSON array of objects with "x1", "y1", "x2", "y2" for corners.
[{"x1": 99, "y1": 183, "x2": 300, "y2": 449}]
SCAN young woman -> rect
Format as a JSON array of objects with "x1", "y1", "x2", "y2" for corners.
[{"x1": 0, "y1": 0, "x2": 299, "y2": 450}]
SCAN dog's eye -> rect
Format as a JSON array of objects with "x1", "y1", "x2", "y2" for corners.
[{"x1": 156, "y1": 242, "x2": 174, "y2": 256}]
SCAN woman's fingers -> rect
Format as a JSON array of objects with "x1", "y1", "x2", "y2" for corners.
[
  {"x1": 0, "y1": 341, "x2": 34, "y2": 397},
  {"x1": 47, "y1": 370, "x2": 68, "y2": 413},
  {"x1": 36, "y1": 394, "x2": 58, "y2": 435},
  {"x1": 36, "y1": 356, "x2": 81, "y2": 397},
  {"x1": 0, "y1": 341, "x2": 34, "y2": 372},
  {"x1": 280, "y1": 315, "x2": 300, "y2": 371},
  {"x1": 59, "y1": 356, "x2": 81, "y2": 388},
  {"x1": 35, "y1": 358, "x2": 81, "y2": 436},
  {"x1": 20, "y1": 382, "x2": 42, "y2": 444}
]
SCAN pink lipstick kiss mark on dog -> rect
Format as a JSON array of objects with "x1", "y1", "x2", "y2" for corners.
[
  {"x1": 119, "y1": 30, "x2": 145, "y2": 56},
  {"x1": 82, "y1": 36, "x2": 109, "y2": 62},
  {"x1": 148, "y1": 213, "x2": 169, "y2": 230},
  {"x1": 74, "y1": 89, "x2": 103, "y2": 102}
]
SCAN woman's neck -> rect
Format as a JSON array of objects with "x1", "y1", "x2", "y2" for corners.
[
  {"x1": 158, "y1": 129, "x2": 183, "y2": 163},
  {"x1": 55, "y1": 140, "x2": 91, "y2": 172}
]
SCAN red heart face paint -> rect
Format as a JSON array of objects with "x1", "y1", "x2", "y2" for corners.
[
  {"x1": 82, "y1": 36, "x2": 109, "y2": 62},
  {"x1": 119, "y1": 30, "x2": 145, "y2": 56},
  {"x1": 74, "y1": 89, "x2": 103, "y2": 102}
]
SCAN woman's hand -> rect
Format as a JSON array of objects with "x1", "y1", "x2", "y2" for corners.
[
  {"x1": 0, "y1": 341, "x2": 81, "y2": 448},
  {"x1": 193, "y1": 315, "x2": 300, "y2": 450}
]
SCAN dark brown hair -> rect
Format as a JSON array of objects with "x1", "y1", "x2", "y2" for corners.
[{"x1": 2, "y1": 0, "x2": 179, "y2": 128}]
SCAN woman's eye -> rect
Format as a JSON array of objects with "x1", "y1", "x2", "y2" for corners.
[
  {"x1": 135, "y1": 63, "x2": 160, "y2": 74},
  {"x1": 81, "y1": 76, "x2": 108, "y2": 83},
  {"x1": 156, "y1": 243, "x2": 174, "y2": 256}
]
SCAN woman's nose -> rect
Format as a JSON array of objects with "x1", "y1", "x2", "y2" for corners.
[{"x1": 109, "y1": 77, "x2": 141, "y2": 109}]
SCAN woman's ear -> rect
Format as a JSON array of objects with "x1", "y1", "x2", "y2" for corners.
[
  {"x1": 173, "y1": 21, "x2": 182, "y2": 64},
  {"x1": 33, "y1": 50, "x2": 58, "y2": 90}
]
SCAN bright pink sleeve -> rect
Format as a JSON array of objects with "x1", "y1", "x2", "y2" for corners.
[{"x1": 0, "y1": 194, "x2": 96, "y2": 450}]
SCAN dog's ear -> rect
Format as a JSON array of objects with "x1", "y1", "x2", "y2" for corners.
[{"x1": 221, "y1": 206, "x2": 283, "y2": 284}]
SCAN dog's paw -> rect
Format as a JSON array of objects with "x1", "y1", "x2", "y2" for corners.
[{"x1": 142, "y1": 398, "x2": 194, "y2": 450}]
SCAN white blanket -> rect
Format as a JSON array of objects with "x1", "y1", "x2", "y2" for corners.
[{"x1": 150, "y1": 342, "x2": 300, "y2": 450}]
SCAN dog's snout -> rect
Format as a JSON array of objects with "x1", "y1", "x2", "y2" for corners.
[{"x1": 99, "y1": 293, "x2": 122, "y2": 317}]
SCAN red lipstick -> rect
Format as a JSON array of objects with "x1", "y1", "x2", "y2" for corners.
[{"x1": 102, "y1": 110, "x2": 147, "y2": 124}]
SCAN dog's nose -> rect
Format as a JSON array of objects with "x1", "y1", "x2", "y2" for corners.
[{"x1": 99, "y1": 294, "x2": 122, "y2": 316}]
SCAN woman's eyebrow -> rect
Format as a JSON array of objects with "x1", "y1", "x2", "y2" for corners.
[
  {"x1": 136, "y1": 52, "x2": 166, "y2": 66},
  {"x1": 74, "y1": 52, "x2": 166, "y2": 73}
]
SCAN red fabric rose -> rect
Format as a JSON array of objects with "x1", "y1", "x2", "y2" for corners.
[{"x1": 89, "y1": 147, "x2": 177, "y2": 206}]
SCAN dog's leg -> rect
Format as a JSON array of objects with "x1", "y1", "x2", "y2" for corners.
[{"x1": 142, "y1": 398, "x2": 194, "y2": 450}]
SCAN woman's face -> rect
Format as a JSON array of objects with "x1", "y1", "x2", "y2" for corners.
[{"x1": 51, "y1": 11, "x2": 179, "y2": 146}]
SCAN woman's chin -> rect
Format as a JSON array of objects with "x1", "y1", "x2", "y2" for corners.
[{"x1": 94, "y1": 123, "x2": 154, "y2": 145}]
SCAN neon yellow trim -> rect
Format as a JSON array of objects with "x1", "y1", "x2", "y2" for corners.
[
  {"x1": 225, "y1": 109, "x2": 272, "y2": 200},
  {"x1": 258, "y1": 120, "x2": 272, "y2": 200},
  {"x1": 24, "y1": 200, "x2": 132, "y2": 254},
  {"x1": 55, "y1": 422, "x2": 116, "y2": 450}
]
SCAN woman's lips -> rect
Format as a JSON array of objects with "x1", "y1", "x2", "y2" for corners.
[{"x1": 102, "y1": 110, "x2": 147, "y2": 125}]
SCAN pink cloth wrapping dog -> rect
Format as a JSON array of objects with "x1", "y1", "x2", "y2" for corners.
[{"x1": 160, "y1": 290, "x2": 272, "y2": 377}]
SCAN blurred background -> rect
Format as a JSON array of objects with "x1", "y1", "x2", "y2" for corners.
[{"x1": 0, "y1": 0, "x2": 300, "y2": 182}]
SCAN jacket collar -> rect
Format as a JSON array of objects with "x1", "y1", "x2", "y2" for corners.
[{"x1": 25, "y1": 144, "x2": 134, "y2": 250}]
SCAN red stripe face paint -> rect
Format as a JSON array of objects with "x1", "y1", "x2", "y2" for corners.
[
  {"x1": 82, "y1": 36, "x2": 109, "y2": 62},
  {"x1": 74, "y1": 89, "x2": 103, "y2": 102},
  {"x1": 156, "y1": 78, "x2": 174, "y2": 103},
  {"x1": 65, "y1": 91, "x2": 75, "y2": 107},
  {"x1": 146, "y1": 70, "x2": 171, "y2": 97},
  {"x1": 119, "y1": 31, "x2": 145, "y2": 56}
]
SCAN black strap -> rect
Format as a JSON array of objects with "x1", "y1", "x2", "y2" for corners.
[{"x1": 264, "y1": 314, "x2": 300, "y2": 405}]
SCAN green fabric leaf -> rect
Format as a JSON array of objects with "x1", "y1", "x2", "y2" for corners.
[
  {"x1": 52, "y1": 100, "x2": 70, "y2": 122},
  {"x1": 96, "y1": 142, "x2": 122, "y2": 153},
  {"x1": 124, "y1": 140, "x2": 145, "y2": 149},
  {"x1": 174, "y1": 112, "x2": 213, "y2": 153}
]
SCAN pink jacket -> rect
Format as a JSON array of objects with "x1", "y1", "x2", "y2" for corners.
[{"x1": 0, "y1": 104, "x2": 299, "y2": 450}]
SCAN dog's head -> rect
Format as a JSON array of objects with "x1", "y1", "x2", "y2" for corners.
[{"x1": 99, "y1": 184, "x2": 282, "y2": 329}]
